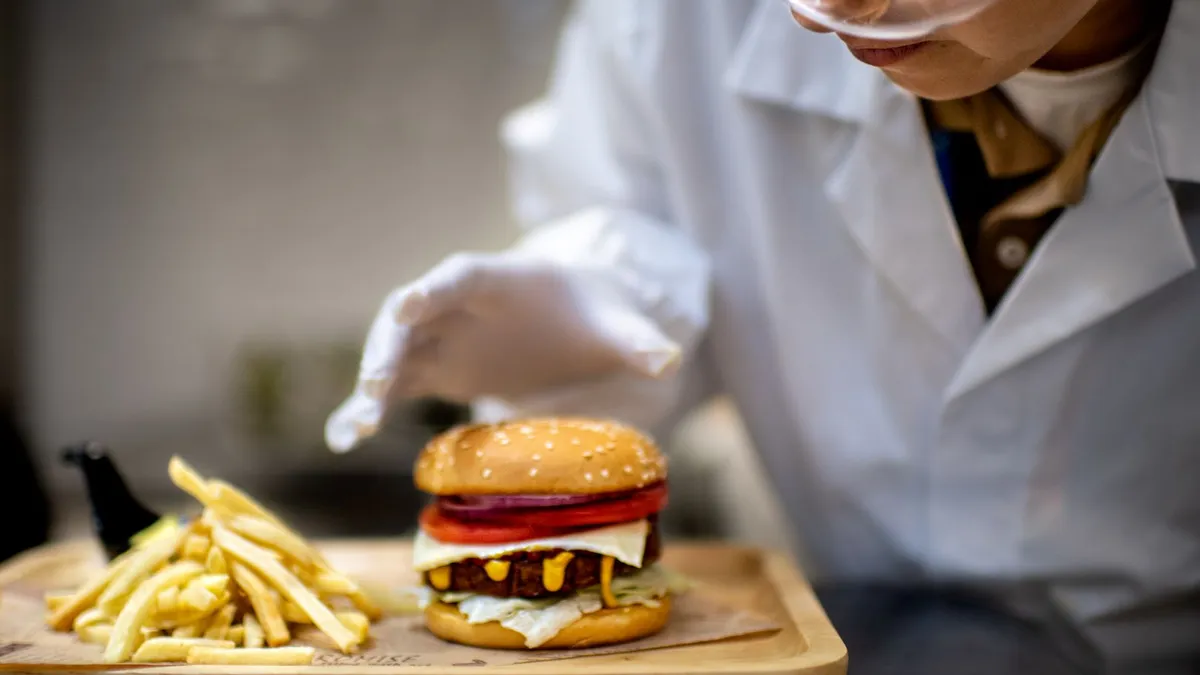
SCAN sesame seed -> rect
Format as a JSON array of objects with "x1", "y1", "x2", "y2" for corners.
[
  {"x1": 476, "y1": 450, "x2": 485, "y2": 458},
  {"x1": 624, "y1": 465, "x2": 633, "y2": 474},
  {"x1": 583, "y1": 451, "x2": 593, "y2": 459},
  {"x1": 520, "y1": 425, "x2": 534, "y2": 436},
  {"x1": 532, "y1": 454, "x2": 541, "y2": 461},
  {"x1": 498, "y1": 437, "x2": 510, "y2": 446},
  {"x1": 571, "y1": 438, "x2": 581, "y2": 446},
  {"x1": 584, "y1": 473, "x2": 593, "y2": 482},
  {"x1": 600, "y1": 469, "x2": 609, "y2": 478},
  {"x1": 482, "y1": 468, "x2": 493, "y2": 479},
  {"x1": 545, "y1": 441, "x2": 554, "y2": 449},
  {"x1": 595, "y1": 445, "x2": 605, "y2": 454},
  {"x1": 529, "y1": 468, "x2": 539, "y2": 477}
]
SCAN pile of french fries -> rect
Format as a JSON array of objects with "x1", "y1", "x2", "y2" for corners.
[{"x1": 43, "y1": 457, "x2": 381, "y2": 666}]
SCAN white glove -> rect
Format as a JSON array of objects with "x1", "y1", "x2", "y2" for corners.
[{"x1": 325, "y1": 250, "x2": 682, "y2": 453}]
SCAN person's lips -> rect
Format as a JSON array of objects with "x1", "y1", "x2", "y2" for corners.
[{"x1": 842, "y1": 39, "x2": 930, "y2": 67}]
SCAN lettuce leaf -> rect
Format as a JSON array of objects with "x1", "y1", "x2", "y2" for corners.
[{"x1": 431, "y1": 564, "x2": 678, "y2": 648}]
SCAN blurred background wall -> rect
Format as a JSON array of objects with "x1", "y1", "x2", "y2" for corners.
[{"x1": 12, "y1": 0, "x2": 793, "y2": 554}]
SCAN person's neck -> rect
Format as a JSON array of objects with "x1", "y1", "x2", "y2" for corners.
[{"x1": 1036, "y1": 0, "x2": 1167, "y2": 72}]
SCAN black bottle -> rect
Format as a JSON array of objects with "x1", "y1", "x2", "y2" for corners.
[
  {"x1": 61, "y1": 442, "x2": 160, "y2": 560},
  {"x1": 0, "y1": 405, "x2": 51, "y2": 562}
]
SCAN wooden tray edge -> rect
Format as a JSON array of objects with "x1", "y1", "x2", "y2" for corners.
[{"x1": 0, "y1": 542, "x2": 848, "y2": 675}]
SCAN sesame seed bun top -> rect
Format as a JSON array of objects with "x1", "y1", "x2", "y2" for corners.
[{"x1": 413, "y1": 418, "x2": 667, "y2": 495}]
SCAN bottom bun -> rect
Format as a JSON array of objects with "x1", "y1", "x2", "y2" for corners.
[{"x1": 424, "y1": 596, "x2": 671, "y2": 650}]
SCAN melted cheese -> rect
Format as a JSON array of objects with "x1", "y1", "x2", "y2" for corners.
[
  {"x1": 484, "y1": 560, "x2": 510, "y2": 582},
  {"x1": 412, "y1": 519, "x2": 649, "y2": 572},
  {"x1": 599, "y1": 556, "x2": 616, "y2": 608},
  {"x1": 541, "y1": 552, "x2": 574, "y2": 592},
  {"x1": 427, "y1": 567, "x2": 450, "y2": 590}
]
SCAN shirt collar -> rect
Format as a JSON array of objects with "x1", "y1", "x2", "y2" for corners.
[{"x1": 725, "y1": 0, "x2": 1200, "y2": 184}]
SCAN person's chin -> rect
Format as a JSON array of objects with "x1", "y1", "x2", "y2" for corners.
[
  {"x1": 883, "y1": 70, "x2": 998, "y2": 101},
  {"x1": 870, "y1": 51, "x2": 999, "y2": 101}
]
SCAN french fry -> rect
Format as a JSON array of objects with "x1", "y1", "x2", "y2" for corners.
[
  {"x1": 313, "y1": 571, "x2": 353, "y2": 595},
  {"x1": 73, "y1": 606, "x2": 108, "y2": 632},
  {"x1": 167, "y1": 457, "x2": 212, "y2": 505},
  {"x1": 205, "y1": 547, "x2": 228, "y2": 575},
  {"x1": 132, "y1": 637, "x2": 235, "y2": 663},
  {"x1": 50, "y1": 456, "x2": 375, "y2": 664},
  {"x1": 47, "y1": 554, "x2": 132, "y2": 631},
  {"x1": 97, "y1": 530, "x2": 187, "y2": 615},
  {"x1": 202, "y1": 603, "x2": 236, "y2": 640},
  {"x1": 215, "y1": 527, "x2": 358, "y2": 652},
  {"x1": 153, "y1": 600, "x2": 225, "y2": 630},
  {"x1": 315, "y1": 570, "x2": 383, "y2": 620},
  {"x1": 353, "y1": 580, "x2": 422, "y2": 615},
  {"x1": 280, "y1": 602, "x2": 311, "y2": 624},
  {"x1": 191, "y1": 573, "x2": 230, "y2": 596},
  {"x1": 229, "y1": 515, "x2": 315, "y2": 568},
  {"x1": 178, "y1": 584, "x2": 217, "y2": 613},
  {"x1": 77, "y1": 623, "x2": 112, "y2": 645},
  {"x1": 156, "y1": 586, "x2": 179, "y2": 614},
  {"x1": 229, "y1": 563, "x2": 289, "y2": 647},
  {"x1": 44, "y1": 591, "x2": 71, "y2": 612},
  {"x1": 242, "y1": 613, "x2": 264, "y2": 649},
  {"x1": 104, "y1": 561, "x2": 204, "y2": 663},
  {"x1": 171, "y1": 622, "x2": 204, "y2": 639},
  {"x1": 187, "y1": 646, "x2": 315, "y2": 666},
  {"x1": 206, "y1": 480, "x2": 285, "y2": 529},
  {"x1": 292, "y1": 564, "x2": 316, "y2": 586},
  {"x1": 130, "y1": 516, "x2": 182, "y2": 549},
  {"x1": 336, "y1": 611, "x2": 370, "y2": 644},
  {"x1": 181, "y1": 534, "x2": 210, "y2": 561},
  {"x1": 209, "y1": 479, "x2": 330, "y2": 567}
]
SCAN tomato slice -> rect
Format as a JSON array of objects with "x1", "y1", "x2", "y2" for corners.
[
  {"x1": 457, "y1": 482, "x2": 668, "y2": 529},
  {"x1": 419, "y1": 505, "x2": 586, "y2": 544},
  {"x1": 420, "y1": 483, "x2": 669, "y2": 545}
]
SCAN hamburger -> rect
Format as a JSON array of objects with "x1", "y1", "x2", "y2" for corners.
[{"x1": 412, "y1": 418, "x2": 673, "y2": 649}]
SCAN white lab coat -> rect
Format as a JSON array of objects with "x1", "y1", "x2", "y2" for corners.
[{"x1": 489, "y1": 0, "x2": 1200, "y2": 660}]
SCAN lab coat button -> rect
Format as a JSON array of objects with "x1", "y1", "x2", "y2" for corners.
[{"x1": 995, "y1": 236, "x2": 1029, "y2": 270}]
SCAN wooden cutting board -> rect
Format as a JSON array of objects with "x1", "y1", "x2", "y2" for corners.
[{"x1": 0, "y1": 540, "x2": 846, "y2": 675}]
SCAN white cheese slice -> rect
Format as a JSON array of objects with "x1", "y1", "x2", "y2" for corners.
[{"x1": 412, "y1": 519, "x2": 649, "y2": 572}]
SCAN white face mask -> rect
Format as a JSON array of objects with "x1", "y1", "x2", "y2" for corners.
[{"x1": 784, "y1": 0, "x2": 997, "y2": 40}]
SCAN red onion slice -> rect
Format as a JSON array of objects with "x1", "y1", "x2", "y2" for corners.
[{"x1": 436, "y1": 483, "x2": 662, "y2": 520}]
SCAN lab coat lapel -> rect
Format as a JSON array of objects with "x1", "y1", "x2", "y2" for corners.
[
  {"x1": 945, "y1": 98, "x2": 1196, "y2": 401},
  {"x1": 823, "y1": 90, "x2": 986, "y2": 351},
  {"x1": 726, "y1": 1, "x2": 985, "y2": 352}
]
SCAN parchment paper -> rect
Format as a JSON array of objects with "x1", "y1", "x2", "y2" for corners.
[{"x1": 0, "y1": 588, "x2": 780, "y2": 669}]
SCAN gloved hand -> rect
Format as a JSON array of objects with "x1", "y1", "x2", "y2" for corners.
[{"x1": 325, "y1": 250, "x2": 682, "y2": 452}]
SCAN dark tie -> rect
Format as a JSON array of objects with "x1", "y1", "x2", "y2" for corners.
[{"x1": 924, "y1": 85, "x2": 1142, "y2": 313}]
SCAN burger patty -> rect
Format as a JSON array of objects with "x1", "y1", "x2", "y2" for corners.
[{"x1": 424, "y1": 520, "x2": 661, "y2": 598}]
